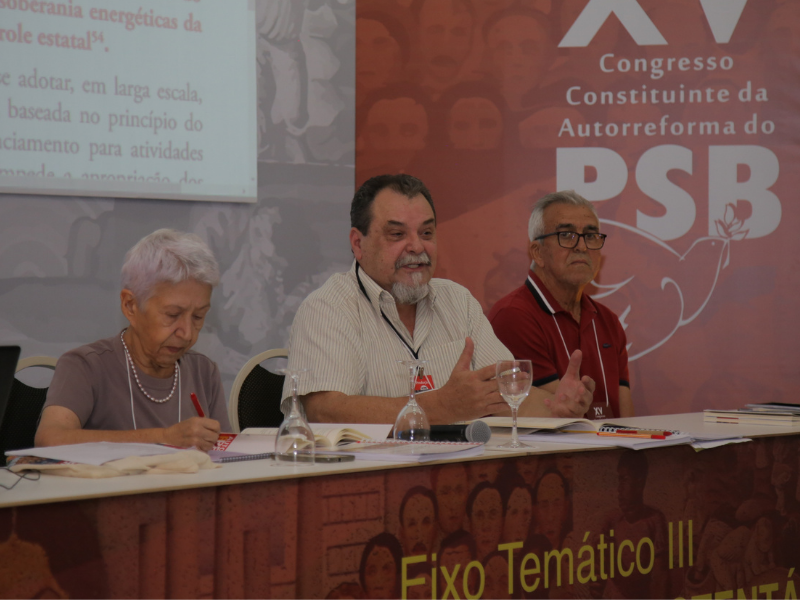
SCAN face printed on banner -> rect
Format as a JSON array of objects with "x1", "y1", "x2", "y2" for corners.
[
  {"x1": 399, "y1": 493, "x2": 438, "y2": 556},
  {"x1": 434, "y1": 465, "x2": 469, "y2": 534},
  {"x1": 467, "y1": 460, "x2": 502, "y2": 488},
  {"x1": 448, "y1": 97, "x2": 504, "y2": 150},
  {"x1": 515, "y1": 455, "x2": 541, "y2": 487},
  {"x1": 364, "y1": 98, "x2": 429, "y2": 151},
  {"x1": 502, "y1": 487, "x2": 533, "y2": 543},
  {"x1": 363, "y1": 545, "x2": 398, "y2": 599},
  {"x1": 618, "y1": 465, "x2": 646, "y2": 514},
  {"x1": 531, "y1": 203, "x2": 602, "y2": 291},
  {"x1": 439, "y1": 542, "x2": 473, "y2": 599},
  {"x1": 352, "y1": 188, "x2": 437, "y2": 300},
  {"x1": 418, "y1": 0, "x2": 474, "y2": 85},
  {"x1": 356, "y1": 19, "x2": 403, "y2": 96},
  {"x1": 483, "y1": 553, "x2": 512, "y2": 600},
  {"x1": 469, "y1": 487, "x2": 503, "y2": 559},
  {"x1": 535, "y1": 472, "x2": 569, "y2": 549},
  {"x1": 406, "y1": 572, "x2": 434, "y2": 600},
  {"x1": 486, "y1": 15, "x2": 550, "y2": 95}
]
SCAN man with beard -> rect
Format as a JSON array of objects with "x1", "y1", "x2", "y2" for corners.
[{"x1": 283, "y1": 174, "x2": 592, "y2": 423}]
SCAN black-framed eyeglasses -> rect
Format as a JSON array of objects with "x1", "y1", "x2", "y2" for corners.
[{"x1": 535, "y1": 231, "x2": 607, "y2": 249}]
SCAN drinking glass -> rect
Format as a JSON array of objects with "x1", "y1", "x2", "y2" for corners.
[
  {"x1": 393, "y1": 359, "x2": 431, "y2": 442},
  {"x1": 275, "y1": 368, "x2": 315, "y2": 464},
  {"x1": 496, "y1": 360, "x2": 533, "y2": 449}
]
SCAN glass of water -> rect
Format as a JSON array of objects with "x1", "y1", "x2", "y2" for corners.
[{"x1": 496, "y1": 360, "x2": 533, "y2": 449}]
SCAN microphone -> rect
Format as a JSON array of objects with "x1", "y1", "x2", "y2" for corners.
[{"x1": 430, "y1": 421, "x2": 492, "y2": 444}]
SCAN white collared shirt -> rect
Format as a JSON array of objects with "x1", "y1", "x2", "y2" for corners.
[{"x1": 282, "y1": 261, "x2": 512, "y2": 401}]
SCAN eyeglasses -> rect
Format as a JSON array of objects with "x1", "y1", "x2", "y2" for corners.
[{"x1": 534, "y1": 231, "x2": 607, "y2": 249}]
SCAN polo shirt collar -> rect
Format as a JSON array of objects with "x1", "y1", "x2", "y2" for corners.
[
  {"x1": 352, "y1": 260, "x2": 436, "y2": 313},
  {"x1": 526, "y1": 270, "x2": 597, "y2": 318}
]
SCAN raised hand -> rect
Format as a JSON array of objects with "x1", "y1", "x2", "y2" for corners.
[
  {"x1": 544, "y1": 350, "x2": 595, "y2": 418},
  {"x1": 422, "y1": 337, "x2": 509, "y2": 423}
]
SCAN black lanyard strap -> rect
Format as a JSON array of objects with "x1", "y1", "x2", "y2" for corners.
[{"x1": 355, "y1": 263, "x2": 420, "y2": 360}]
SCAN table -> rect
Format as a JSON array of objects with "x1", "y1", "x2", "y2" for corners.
[{"x1": 1, "y1": 414, "x2": 798, "y2": 598}]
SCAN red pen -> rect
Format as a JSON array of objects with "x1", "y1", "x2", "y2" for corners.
[
  {"x1": 190, "y1": 392, "x2": 205, "y2": 418},
  {"x1": 597, "y1": 432, "x2": 666, "y2": 440},
  {"x1": 604, "y1": 429, "x2": 673, "y2": 436}
]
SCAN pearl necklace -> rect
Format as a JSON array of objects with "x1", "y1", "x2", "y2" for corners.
[{"x1": 120, "y1": 330, "x2": 179, "y2": 403}]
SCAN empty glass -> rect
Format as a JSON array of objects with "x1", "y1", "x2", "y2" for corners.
[
  {"x1": 275, "y1": 368, "x2": 315, "y2": 464},
  {"x1": 393, "y1": 359, "x2": 431, "y2": 442},
  {"x1": 496, "y1": 360, "x2": 533, "y2": 449}
]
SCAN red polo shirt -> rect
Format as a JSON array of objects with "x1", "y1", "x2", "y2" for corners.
[{"x1": 488, "y1": 271, "x2": 629, "y2": 419}]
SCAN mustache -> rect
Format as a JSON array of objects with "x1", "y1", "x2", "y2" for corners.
[{"x1": 395, "y1": 252, "x2": 432, "y2": 269}]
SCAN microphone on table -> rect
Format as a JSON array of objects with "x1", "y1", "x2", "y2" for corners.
[{"x1": 430, "y1": 421, "x2": 492, "y2": 444}]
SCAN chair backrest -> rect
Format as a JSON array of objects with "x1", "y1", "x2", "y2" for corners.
[
  {"x1": 228, "y1": 349, "x2": 288, "y2": 433},
  {"x1": 0, "y1": 356, "x2": 58, "y2": 454}
]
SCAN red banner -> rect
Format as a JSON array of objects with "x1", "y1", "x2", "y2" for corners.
[
  {"x1": 355, "y1": 0, "x2": 800, "y2": 414},
  {"x1": 2, "y1": 438, "x2": 800, "y2": 598}
]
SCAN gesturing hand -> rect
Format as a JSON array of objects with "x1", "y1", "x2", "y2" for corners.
[
  {"x1": 423, "y1": 338, "x2": 508, "y2": 423},
  {"x1": 163, "y1": 417, "x2": 221, "y2": 452},
  {"x1": 544, "y1": 350, "x2": 595, "y2": 418}
]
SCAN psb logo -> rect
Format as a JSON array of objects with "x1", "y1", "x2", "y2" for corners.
[{"x1": 560, "y1": 0, "x2": 748, "y2": 47}]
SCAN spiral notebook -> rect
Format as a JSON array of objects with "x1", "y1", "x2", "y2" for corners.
[{"x1": 207, "y1": 450, "x2": 274, "y2": 463}]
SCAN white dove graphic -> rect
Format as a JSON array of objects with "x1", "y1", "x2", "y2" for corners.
[{"x1": 592, "y1": 203, "x2": 749, "y2": 361}]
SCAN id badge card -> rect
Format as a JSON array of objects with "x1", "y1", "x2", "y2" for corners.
[
  {"x1": 587, "y1": 402, "x2": 611, "y2": 420},
  {"x1": 414, "y1": 368, "x2": 435, "y2": 393}
]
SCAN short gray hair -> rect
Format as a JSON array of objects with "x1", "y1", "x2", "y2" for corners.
[
  {"x1": 528, "y1": 190, "x2": 598, "y2": 242},
  {"x1": 121, "y1": 229, "x2": 219, "y2": 303}
]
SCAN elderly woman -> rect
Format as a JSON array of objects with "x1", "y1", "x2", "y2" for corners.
[{"x1": 35, "y1": 229, "x2": 231, "y2": 450}]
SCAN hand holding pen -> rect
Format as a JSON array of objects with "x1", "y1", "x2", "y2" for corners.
[{"x1": 162, "y1": 392, "x2": 220, "y2": 450}]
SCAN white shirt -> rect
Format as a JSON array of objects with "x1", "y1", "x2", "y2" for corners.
[{"x1": 282, "y1": 261, "x2": 512, "y2": 402}]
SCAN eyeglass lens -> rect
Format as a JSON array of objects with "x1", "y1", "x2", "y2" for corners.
[{"x1": 558, "y1": 232, "x2": 605, "y2": 249}]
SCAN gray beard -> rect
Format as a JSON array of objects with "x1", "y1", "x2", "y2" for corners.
[{"x1": 391, "y1": 272, "x2": 430, "y2": 305}]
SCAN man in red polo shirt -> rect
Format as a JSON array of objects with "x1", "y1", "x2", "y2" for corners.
[{"x1": 488, "y1": 190, "x2": 634, "y2": 419}]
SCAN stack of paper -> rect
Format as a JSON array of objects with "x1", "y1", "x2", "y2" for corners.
[{"x1": 704, "y1": 408, "x2": 800, "y2": 426}]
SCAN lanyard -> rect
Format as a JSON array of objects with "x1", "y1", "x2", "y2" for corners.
[
  {"x1": 355, "y1": 263, "x2": 420, "y2": 360},
  {"x1": 525, "y1": 276, "x2": 609, "y2": 407}
]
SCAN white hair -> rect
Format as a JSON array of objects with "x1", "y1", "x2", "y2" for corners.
[
  {"x1": 121, "y1": 229, "x2": 219, "y2": 303},
  {"x1": 527, "y1": 190, "x2": 599, "y2": 270},
  {"x1": 528, "y1": 190, "x2": 598, "y2": 242}
]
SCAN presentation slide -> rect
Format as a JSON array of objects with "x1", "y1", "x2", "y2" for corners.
[{"x1": 0, "y1": 0, "x2": 257, "y2": 203}]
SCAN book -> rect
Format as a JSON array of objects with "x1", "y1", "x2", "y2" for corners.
[
  {"x1": 704, "y1": 409, "x2": 800, "y2": 426},
  {"x1": 320, "y1": 440, "x2": 485, "y2": 463},
  {"x1": 479, "y1": 416, "x2": 679, "y2": 435},
  {"x1": 516, "y1": 430, "x2": 693, "y2": 450},
  {"x1": 743, "y1": 403, "x2": 800, "y2": 415},
  {"x1": 213, "y1": 423, "x2": 394, "y2": 454}
]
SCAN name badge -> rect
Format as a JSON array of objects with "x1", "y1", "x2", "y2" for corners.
[
  {"x1": 588, "y1": 402, "x2": 610, "y2": 420},
  {"x1": 414, "y1": 368, "x2": 435, "y2": 393}
]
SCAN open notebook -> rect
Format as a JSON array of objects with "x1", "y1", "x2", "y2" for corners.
[{"x1": 214, "y1": 423, "x2": 393, "y2": 454}]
